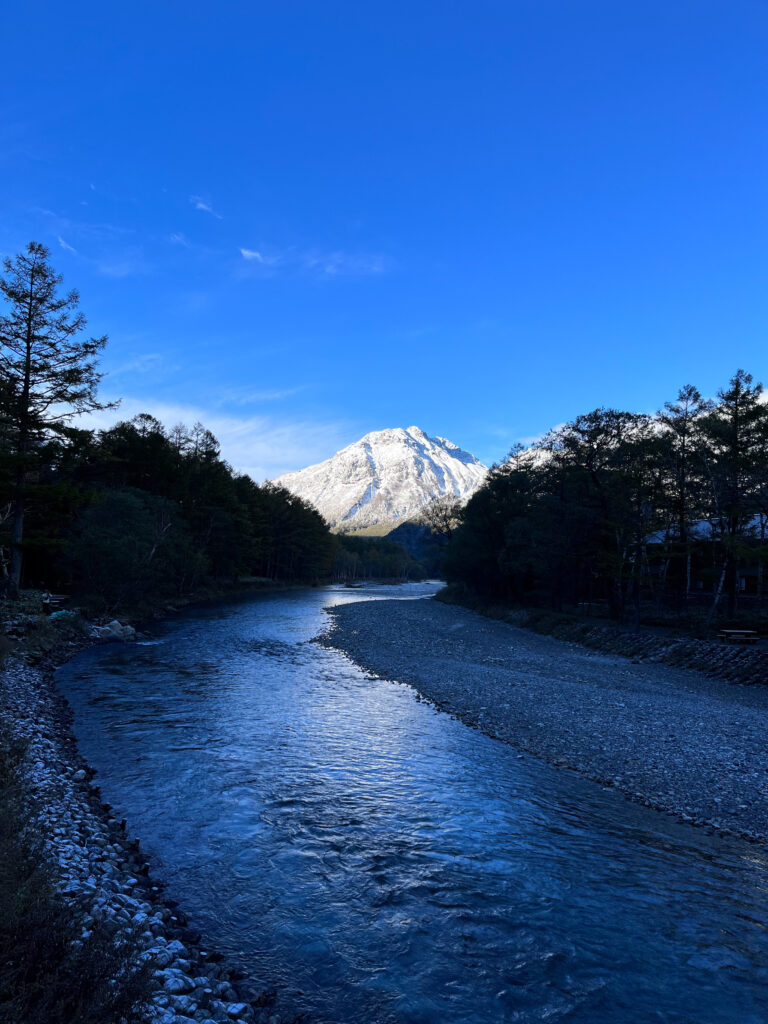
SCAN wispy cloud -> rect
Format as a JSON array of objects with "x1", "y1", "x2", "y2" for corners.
[
  {"x1": 32, "y1": 207, "x2": 134, "y2": 239},
  {"x1": 77, "y1": 396, "x2": 351, "y2": 481},
  {"x1": 28, "y1": 207, "x2": 148, "y2": 278},
  {"x1": 238, "y1": 244, "x2": 389, "y2": 278},
  {"x1": 96, "y1": 254, "x2": 151, "y2": 278},
  {"x1": 189, "y1": 195, "x2": 222, "y2": 219},
  {"x1": 303, "y1": 250, "x2": 386, "y2": 276},
  {"x1": 167, "y1": 233, "x2": 225, "y2": 261},
  {"x1": 106, "y1": 353, "x2": 177, "y2": 378},
  {"x1": 239, "y1": 247, "x2": 283, "y2": 267},
  {"x1": 214, "y1": 385, "x2": 305, "y2": 406},
  {"x1": 0, "y1": 115, "x2": 44, "y2": 169}
]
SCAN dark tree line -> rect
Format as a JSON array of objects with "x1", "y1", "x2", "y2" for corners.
[
  {"x1": 332, "y1": 533, "x2": 426, "y2": 582},
  {"x1": 0, "y1": 243, "x2": 334, "y2": 613},
  {"x1": 445, "y1": 371, "x2": 768, "y2": 627}
]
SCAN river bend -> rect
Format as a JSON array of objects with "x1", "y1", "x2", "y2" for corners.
[{"x1": 56, "y1": 585, "x2": 768, "y2": 1023}]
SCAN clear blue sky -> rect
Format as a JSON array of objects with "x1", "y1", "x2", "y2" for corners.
[{"x1": 2, "y1": 1, "x2": 767, "y2": 478}]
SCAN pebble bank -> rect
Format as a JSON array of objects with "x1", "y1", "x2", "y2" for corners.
[
  {"x1": 324, "y1": 598, "x2": 768, "y2": 845},
  {"x1": 0, "y1": 652, "x2": 282, "y2": 1024}
]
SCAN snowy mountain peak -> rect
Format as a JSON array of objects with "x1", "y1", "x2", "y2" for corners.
[{"x1": 274, "y1": 426, "x2": 488, "y2": 534}]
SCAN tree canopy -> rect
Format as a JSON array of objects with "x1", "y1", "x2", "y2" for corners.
[
  {"x1": 0, "y1": 242, "x2": 114, "y2": 592},
  {"x1": 0, "y1": 244, "x2": 339, "y2": 614},
  {"x1": 444, "y1": 372, "x2": 768, "y2": 628}
]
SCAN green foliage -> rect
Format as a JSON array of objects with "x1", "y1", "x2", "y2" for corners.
[
  {"x1": 0, "y1": 242, "x2": 115, "y2": 590},
  {"x1": 333, "y1": 533, "x2": 426, "y2": 581},
  {"x1": 64, "y1": 489, "x2": 203, "y2": 613},
  {"x1": 445, "y1": 371, "x2": 768, "y2": 626},
  {"x1": 255, "y1": 483, "x2": 335, "y2": 581},
  {"x1": 51, "y1": 420, "x2": 337, "y2": 612},
  {"x1": 0, "y1": 245, "x2": 339, "y2": 611}
]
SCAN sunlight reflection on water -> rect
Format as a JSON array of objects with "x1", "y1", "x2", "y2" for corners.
[{"x1": 57, "y1": 584, "x2": 768, "y2": 1024}]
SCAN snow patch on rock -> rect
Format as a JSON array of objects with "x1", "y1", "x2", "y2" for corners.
[{"x1": 274, "y1": 426, "x2": 487, "y2": 533}]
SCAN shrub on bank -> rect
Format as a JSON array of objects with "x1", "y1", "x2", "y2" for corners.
[
  {"x1": 0, "y1": 737, "x2": 152, "y2": 1024},
  {"x1": 0, "y1": 600, "x2": 91, "y2": 664}
]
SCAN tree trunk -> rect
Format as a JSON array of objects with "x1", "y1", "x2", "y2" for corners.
[
  {"x1": 725, "y1": 541, "x2": 738, "y2": 619},
  {"x1": 707, "y1": 560, "x2": 727, "y2": 627},
  {"x1": 9, "y1": 286, "x2": 35, "y2": 598},
  {"x1": 631, "y1": 537, "x2": 643, "y2": 630},
  {"x1": 8, "y1": 464, "x2": 25, "y2": 597}
]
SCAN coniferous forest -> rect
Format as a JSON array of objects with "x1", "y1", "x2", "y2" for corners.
[
  {"x1": 4, "y1": 242, "x2": 767, "y2": 632},
  {"x1": 0, "y1": 243, "x2": 429, "y2": 619},
  {"x1": 0, "y1": 243, "x2": 339, "y2": 614},
  {"x1": 444, "y1": 372, "x2": 768, "y2": 629}
]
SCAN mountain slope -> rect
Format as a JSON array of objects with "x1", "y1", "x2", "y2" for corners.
[{"x1": 274, "y1": 426, "x2": 487, "y2": 533}]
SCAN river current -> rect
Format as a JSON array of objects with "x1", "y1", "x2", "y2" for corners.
[{"x1": 56, "y1": 584, "x2": 768, "y2": 1023}]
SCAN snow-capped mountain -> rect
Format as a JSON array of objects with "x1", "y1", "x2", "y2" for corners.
[{"x1": 274, "y1": 426, "x2": 488, "y2": 533}]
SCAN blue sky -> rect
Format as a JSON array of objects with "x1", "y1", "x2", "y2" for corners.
[{"x1": 2, "y1": 1, "x2": 767, "y2": 478}]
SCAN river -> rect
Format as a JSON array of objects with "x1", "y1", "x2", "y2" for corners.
[{"x1": 56, "y1": 584, "x2": 768, "y2": 1023}]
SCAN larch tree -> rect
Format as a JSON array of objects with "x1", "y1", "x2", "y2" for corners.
[
  {"x1": 420, "y1": 494, "x2": 463, "y2": 539},
  {"x1": 0, "y1": 242, "x2": 114, "y2": 595}
]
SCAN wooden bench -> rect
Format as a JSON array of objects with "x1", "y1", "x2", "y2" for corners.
[{"x1": 718, "y1": 629, "x2": 759, "y2": 645}]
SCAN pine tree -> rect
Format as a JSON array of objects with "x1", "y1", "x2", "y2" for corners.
[
  {"x1": 0, "y1": 242, "x2": 114, "y2": 594},
  {"x1": 695, "y1": 371, "x2": 765, "y2": 618},
  {"x1": 658, "y1": 384, "x2": 712, "y2": 606}
]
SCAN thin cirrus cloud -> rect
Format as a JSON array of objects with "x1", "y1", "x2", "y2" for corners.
[
  {"x1": 213, "y1": 384, "x2": 306, "y2": 406},
  {"x1": 94, "y1": 247, "x2": 151, "y2": 276},
  {"x1": 238, "y1": 245, "x2": 388, "y2": 277},
  {"x1": 33, "y1": 207, "x2": 134, "y2": 239},
  {"x1": 28, "y1": 208, "x2": 148, "y2": 277},
  {"x1": 78, "y1": 396, "x2": 352, "y2": 482},
  {"x1": 189, "y1": 195, "x2": 222, "y2": 219},
  {"x1": 106, "y1": 352, "x2": 179, "y2": 378},
  {"x1": 239, "y1": 247, "x2": 282, "y2": 268},
  {"x1": 305, "y1": 250, "x2": 386, "y2": 276}
]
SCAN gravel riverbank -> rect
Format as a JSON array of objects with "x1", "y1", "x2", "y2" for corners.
[
  {"x1": 0, "y1": 653, "x2": 278, "y2": 1024},
  {"x1": 323, "y1": 598, "x2": 768, "y2": 845}
]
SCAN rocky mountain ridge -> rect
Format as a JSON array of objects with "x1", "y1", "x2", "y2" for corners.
[{"x1": 274, "y1": 426, "x2": 487, "y2": 533}]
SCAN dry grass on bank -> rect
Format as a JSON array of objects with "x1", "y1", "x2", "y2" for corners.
[{"x1": 0, "y1": 730, "x2": 152, "y2": 1024}]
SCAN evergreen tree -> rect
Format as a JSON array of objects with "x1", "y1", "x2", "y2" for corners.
[
  {"x1": 0, "y1": 242, "x2": 113, "y2": 594},
  {"x1": 657, "y1": 385, "x2": 712, "y2": 607},
  {"x1": 699, "y1": 370, "x2": 766, "y2": 618},
  {"x1": 444, "y1": 371, "x2": 768, "y2": 630}
]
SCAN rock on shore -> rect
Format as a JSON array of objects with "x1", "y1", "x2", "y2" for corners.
[
  {"x1": 323, "y1": 598, "x2": 768, "y2": 844},
  {"x1": 0, "y1": 658, "x2": 280, "y2": 1024}
]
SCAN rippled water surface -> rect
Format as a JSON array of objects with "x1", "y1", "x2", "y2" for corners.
[{"x1": 57, "y1": 584, "x2": 768, "y2": 1023}]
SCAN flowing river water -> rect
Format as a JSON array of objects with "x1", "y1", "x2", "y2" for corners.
[{"x1": 56, "y1": 584, "x2": 768, "y2": 1023}]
